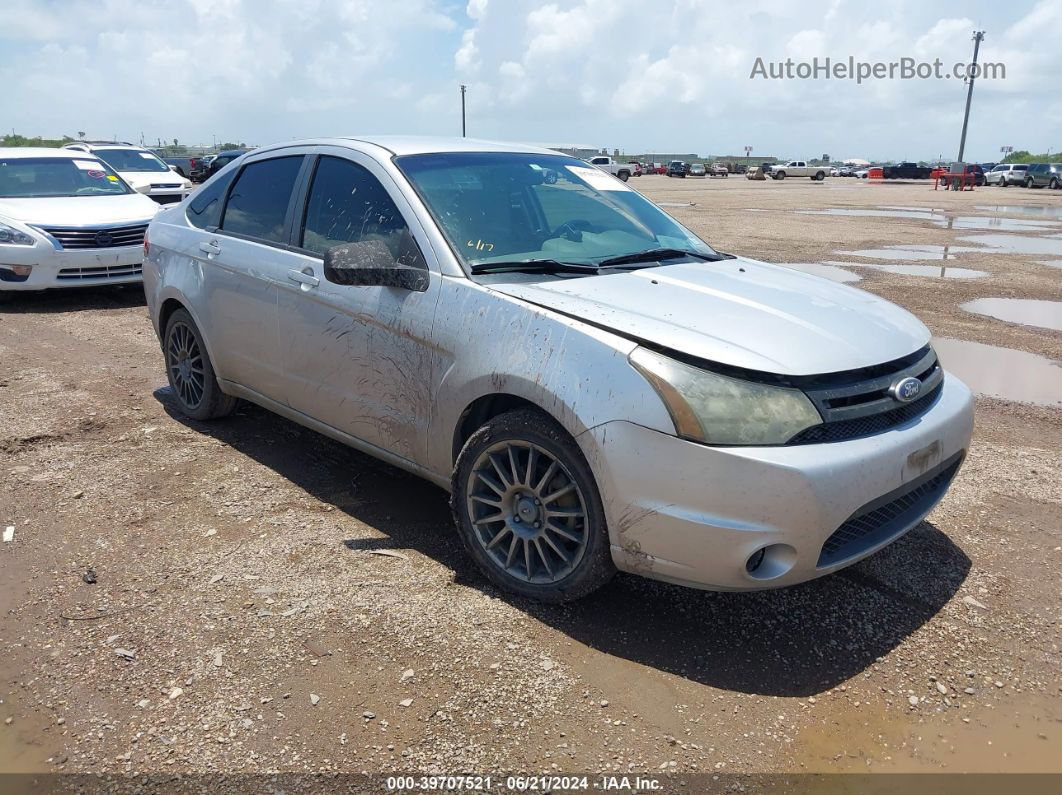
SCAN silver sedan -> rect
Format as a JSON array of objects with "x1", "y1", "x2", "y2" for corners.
[{"x1": 143, "y1": 136, "x2": 973, "y2": 602}]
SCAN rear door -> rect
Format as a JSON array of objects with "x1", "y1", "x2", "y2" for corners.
[
  {"x1": 276, "y1": 148, "x2": 442, "y2": 467},
  {"x1": 193, "y1": 150, "x2": 311, "y2": 399}
]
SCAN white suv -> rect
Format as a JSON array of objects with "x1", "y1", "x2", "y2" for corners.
[
  {"x1": 64, "y1": 142, "x2": 191, "y2": 204},
  {"x1": 0, "y1": 147, "x2": 159, "y2": 294}
]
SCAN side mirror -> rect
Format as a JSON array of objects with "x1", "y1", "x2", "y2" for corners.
[
  {"x1": 134, "y1": 184, "x2": 152, "y2": 195},
  {"x1": 169, "y1": 164, "x2": 179, "y2": 172},
  {"x1": 323, "y1": 239, "x2": 429, "y2": 292}
]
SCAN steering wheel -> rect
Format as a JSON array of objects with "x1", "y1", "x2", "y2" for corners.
[{"x1": 552, "y1": 219, "x2": 593, "y2": 242}]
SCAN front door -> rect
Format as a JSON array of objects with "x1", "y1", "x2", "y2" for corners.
[{"x1": 277, "y1": 150, "x2": 441, "y2": 467}]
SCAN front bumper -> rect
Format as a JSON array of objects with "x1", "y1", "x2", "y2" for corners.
[
  {"x1": 579, "y1": 373, "x2": 974, "y2": 591},
  {"x1": 0, "y1": 243, "x2": 143, "y2": 291}
]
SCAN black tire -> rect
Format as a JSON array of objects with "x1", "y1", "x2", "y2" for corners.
[
  {"x1": 814, "y1": 171, "x2": 825, "y2": 180},
  {"x1": 1025, "y1": 178, "x2": 1034, "y2": 189},
  {"x1": 163, "y1": 308, "x2": 236, "y2": 420},
  {"x1": 999, "y1": 178, "x2": 1007, "y2": 187},
  {"x1": 1050, "y1": 178, "x2": 1060, "y2": 190},
  {"x1": 617, "y1": 171, "x2": 629, "y2": 182},
  {"x1": 451, "y1": 408, "x2": 615, "y2": 603},
  {"x1": 775, "y1": 171, "x2": 786, "y2": 180}
]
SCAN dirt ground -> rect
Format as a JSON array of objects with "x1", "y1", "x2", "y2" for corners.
[{"x1": 1, "y1": 177, "x2": 1060, "y2": 789}]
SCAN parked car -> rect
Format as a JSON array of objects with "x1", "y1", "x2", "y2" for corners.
[
  {"x1": 769, "y1": 161, "x2": 827, "y2": 180},
  {"x1": 202, "y1": 150, "x2": 250, "y2": 181},
  {"x1": 587, "y1": 156, "x2": 635, "y2": 182},
  {"x1": 688, "y1": 163, "x2": 706, "y2": 177},
  {"x1": 63, "y1": 142, "x2": 192, "y2": 204},
  {"x1": 143, "y1": 136, "x2": 973, "y2": 602},
  {"x1": 709, "y1": 164, "x2": 729, "y2": 178},
  {"x1": 733, "y1": 164, "x2": 748, "y2": 174},
  {"x1": 985, "y1": 163, "x2": 1028, "y2": 187},
  {"x1": 0, "y1": 147, "x2": 159, "y2": 295},
  {"x1": 667, "y1": 160, "x2": 687, "y2": 177},
  {"x1": 882, "y1": 162, "x2": 933, "y2": 180},
  {"x1": 163, "y1": 156, "x2": 207, "y2": 182},
  {"x1": 1024, "y1": 163, "x2": 1062, "y2": 189},
  {"x1": 835, "y1": 165, "x2": 856, "y2": 177}
]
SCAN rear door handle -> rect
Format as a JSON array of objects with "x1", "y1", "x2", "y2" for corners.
[
  {"x1": 287, "y1": 268, "x2": 320, "y2": 287},
  {"x1": 199, "y1": 240, "x2": 221, "y2": 255}
]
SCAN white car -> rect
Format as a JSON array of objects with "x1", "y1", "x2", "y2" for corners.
[
  {"x1": 63, "y1": 142, "x2": 191, "y2": 205},
  {"x1": 0, "y1": 148, "x2": 159, "y2": 294}
]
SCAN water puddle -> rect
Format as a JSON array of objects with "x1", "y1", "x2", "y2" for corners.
[
  {"x1": 933, "y1": 337, "x2": 1062, "y2": 407},
  {"x1": 840, "y1": 245, "x2": 984, "y2": 261},
  {"x1": 975, "y1": 205, "x2": 1062, "y2": 220},
  {"x1": 776, "y1": 262, "x2": 861, "y2": 283},
  {"x1": 957, "y1": 234, "x2": 1062, "y2": 257},
  {"x1": 1037, "y1": 260, "x2": 1062, "y2": 269},
  {"x1": 961, "y1": 298, "x2": 1062, "y2": 332},
  {"x1": 802, "y1": 208, "x2": 1059, "y2": 231},
  {"x1": 845, "y1": 263, "x2": 989, "y2": 279}
]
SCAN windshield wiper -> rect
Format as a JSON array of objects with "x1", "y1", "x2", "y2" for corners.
[
  {"x1": 597, "y1": 248, "x2": 722, "y2": 267},
  {"x1": 470, "y1": 258, "x2": 599, "y2": 275}
]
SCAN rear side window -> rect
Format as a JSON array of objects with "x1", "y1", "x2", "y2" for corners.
[
  {"x1": 186, "y1": 170, "x2": 235, "y2": 229},
  {"x1": 300, "y1": 155, "x2": 424, "y2": 267},
  {"x1": 221, "y1": 156, "x2": 304, "y2": 243}
]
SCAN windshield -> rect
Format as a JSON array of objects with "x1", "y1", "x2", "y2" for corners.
[
  {"x1": 395, "y1": 152, "x2": 717, "y2": 271},
  {"x1": 92, "y1": 148, "x2": 171, "y2": 173},
  {"x1": 0, "y1": 157, "x2": 132, "y2": 198}
]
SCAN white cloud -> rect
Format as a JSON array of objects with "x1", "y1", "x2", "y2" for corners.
[{"x1": 1, "y1": 0, "x2": 1059, "y2": 158}]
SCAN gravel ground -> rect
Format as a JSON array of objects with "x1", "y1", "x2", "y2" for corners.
[{"x1": 1, "y1": 177, "x2": 1059, "y2": 786}]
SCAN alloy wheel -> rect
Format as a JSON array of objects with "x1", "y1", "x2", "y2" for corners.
[
  {"x1": 465, "y1": 441, "x2": 589, "y2": 584},
  {"x1": 166, "y1": 321, "x2": 205, "y2": 409}
]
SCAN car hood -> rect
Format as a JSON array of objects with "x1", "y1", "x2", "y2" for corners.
[
  {"x1": 0, "y1": 194, "x2": 160, "y2": 226},
  {"x1": 488, "y1": 257, "x2": 930, "y2": 375},
  {"x1": 117, "y1": 171, "x2": 186, "y2": 188}
]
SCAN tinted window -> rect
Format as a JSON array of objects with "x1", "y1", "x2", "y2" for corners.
[
  {"x1": 186, "y1": 170, "x2": 236, "y2": 229},
  {"x1": 221, "y1": 156, "x2": 304, "y2": 242},
  {"x1": 1013, "y1": 165, "x2": 1028, "y2": 171},
  {"x1": 300, "y1": 156, "x2": 423, "y2": 267}
]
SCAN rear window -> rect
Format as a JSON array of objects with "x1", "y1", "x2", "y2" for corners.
[
  {"x1": 0, "y1": 157, "x2": 131, "y2": 198},
  {"x1": 1013, "y1": 164, "x2": 1028, "y2": 171},
  {"x1": 220, "y1": 156, "x2": 304, "y2": 243}
]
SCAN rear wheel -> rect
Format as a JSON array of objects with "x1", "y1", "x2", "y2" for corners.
[
  {"x1": 1050, "y1": 178, "x2": 1060, "y2": 190},
  {"x1": 452, "y1": 408, "x2": 615, "y2": 602},
  {"x1": 813, "y1": 171, "x2": 825, "y2": 180},
  {"x1": 617, "y1": 171, "x2": 629, "y2": 182},
  {"x1": 163, "y1": 308, "x2": 236, "y2": 420},
  {"x1": 1025, "y1": 177, "x2": 1034, "y2": 189}
]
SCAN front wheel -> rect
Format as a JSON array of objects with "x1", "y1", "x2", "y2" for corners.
[
  {"x1": 163, "y1": 308, "x2": 237, "y2": 420},
  {"x1": 452, "y1": 408, "x2": 615, "y2": 602},
  {"x1": 774, "y1": 171, "x2": 785, "y2": 180},
  {"x1": 1050, "y1": 178, "x2": 1060, "y2": 190}
]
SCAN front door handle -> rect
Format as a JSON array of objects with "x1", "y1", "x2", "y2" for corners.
[
  {"x1": 287, "y1": 268, "x2": 320, "y2": 288},
  {"x1": 198, "y1": 240, "x2": 221, "y2": 255}
]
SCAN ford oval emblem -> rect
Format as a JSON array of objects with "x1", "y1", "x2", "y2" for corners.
[{"x1": 890, "y1": 376, "x2": 922, "y2": 403}]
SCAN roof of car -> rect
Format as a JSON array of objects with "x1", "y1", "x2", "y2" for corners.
[
  {"x1": 254, "y1": 136, "x2": 561, "y2": 158},
  {"x1": 0, "y1": 147, "x2": 98, "y2": 159}
]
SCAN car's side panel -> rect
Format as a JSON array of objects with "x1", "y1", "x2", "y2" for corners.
[{"x1": 425, "y1": 276, "x2": 676, "y2": 480}]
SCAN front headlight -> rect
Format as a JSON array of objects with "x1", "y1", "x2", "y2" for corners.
[
  {"x1": 630, "y1": 347, "x2": 822, "y2": 445},
  {"x1": 0, "y1": 220, "x2": 37, "y2": 246}
]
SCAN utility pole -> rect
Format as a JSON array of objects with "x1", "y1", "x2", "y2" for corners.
[
  {"x1": 956, "y1": 30, "x2": 985, "y2": 164},
  {"x1": 460, "y1": 84, "x2": 467, "y2": 137}
]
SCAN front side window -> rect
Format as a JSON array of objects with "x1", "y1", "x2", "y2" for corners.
[
  {"x1": 0, "y1": 157, "x2": 131, "y2": 198},
  {"x1": 221, "y1": 156, "x2": 304, "y2": 243},
  {"x1": 396, "y1": 152, "x2": 717, "y2": 271},
  {"x1": 186, "y1": 170, "x2": 236, "y2": 229},
  {"x1": 92, "y1": 148, "x2": 171, "y2": 173},
  {"x1": 300, "y1": 155, "x2": 422, "y2": 267}
]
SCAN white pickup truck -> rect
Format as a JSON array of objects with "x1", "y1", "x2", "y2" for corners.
[
  {"x1": 769, "y1": 160, "x2": 828, "y2": 181},
  {"x1": 587, "y1": 156, "x2": 636, "y2": 182}
]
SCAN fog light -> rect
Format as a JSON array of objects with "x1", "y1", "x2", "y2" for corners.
[
  {"x1": 0, "y1": 264, "x2": 32, "y2": 282},
  {"x1": 745, "y1": 543, "x2": 797, "y2": 581}
]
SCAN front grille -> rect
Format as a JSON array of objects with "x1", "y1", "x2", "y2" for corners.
[
  {"x1": 151, "y1": 194, "x2": 183, "y2": 205},
  {"x1": 789, "y1": 384, "x2": 942, "y2": 444},
  {"x1": 40, "y1": 224, "x2": 147, "y2": 250},
  {"x1": 150, "y1": 183, "x2": 183, "y2": 189},
  {"x1": 817, "y1": 453, "x2": 963, "y2": 567},
  {"x1": 786, "y1": 346, "x2": 944, "y2": 445},
  {"x1": 57, "y1": 264, "x2": 143, "y2": 281}
]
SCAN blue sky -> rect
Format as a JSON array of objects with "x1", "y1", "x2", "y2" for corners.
[{"x1": 3, "y1": 0, "x2": 1059, "y2": 160}]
